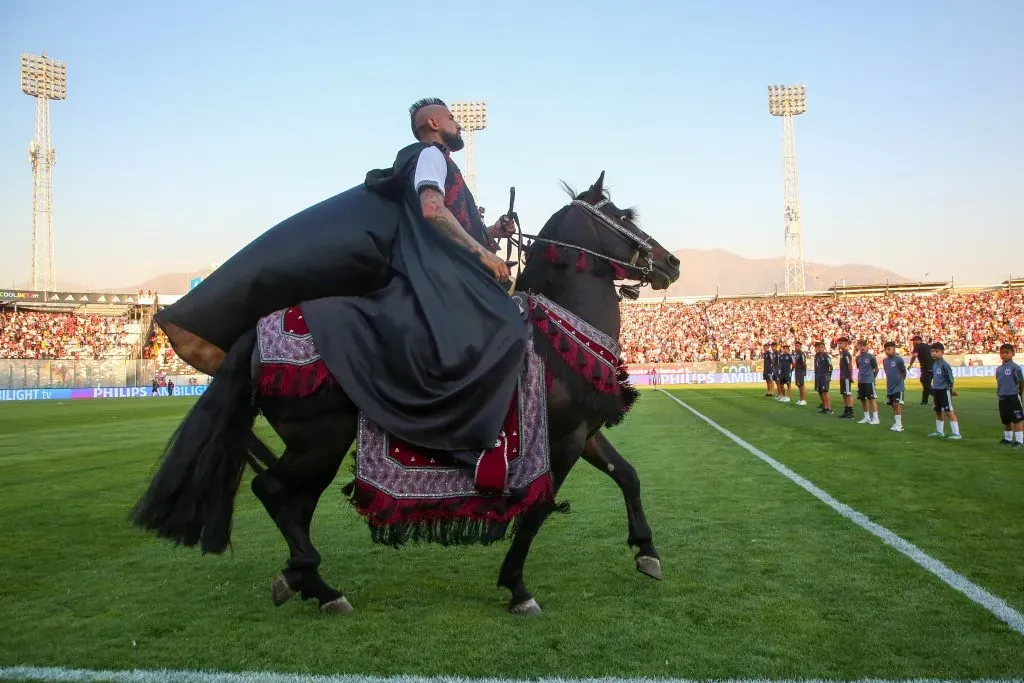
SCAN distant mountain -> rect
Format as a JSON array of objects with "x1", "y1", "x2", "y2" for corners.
[
  {"x1": 69, "y1": 249, "x2": 909, "y2": 298},
  {"x1": 114, "y1": 271, "x2": 215, "y2": 296},
  {"x1": 638, "y1": 249, "x2": 911, "y2": 298}
]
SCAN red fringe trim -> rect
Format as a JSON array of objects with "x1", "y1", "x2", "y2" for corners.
[
  {"x1": 528, "y1": 315, "x2": 620, "y2": 395},
  {"x1": 257, "y1": 360, "x2": 336, "y2": 397},
  {"x1": 543, "y1": 244, "x2": 560, "y2": 264},
  {"x1": 575, "y1": 250, "x2": 587, "y2": 272},
  {"x1": 352, "y1": 473, "x2": 554, "y2": 528}
]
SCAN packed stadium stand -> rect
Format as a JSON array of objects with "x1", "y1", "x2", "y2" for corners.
[
  {"x1": 3, "y1": 283, "x2": 1023, "y2": 383},
  {"x1": 0, "y1": 310, "x2": 147, "y2": 360},
  {"x1": 621, "y1": 286, "x2": 1024, "y2": 364}
]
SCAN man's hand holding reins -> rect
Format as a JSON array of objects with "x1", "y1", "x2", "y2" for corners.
[{"x1": 486, "y1": 215, "x2": 516, "y2": 241}]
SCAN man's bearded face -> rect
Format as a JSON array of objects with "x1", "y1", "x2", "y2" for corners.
[{"x1": 441, "y1": 128, "x2": 464, "y2": 152}]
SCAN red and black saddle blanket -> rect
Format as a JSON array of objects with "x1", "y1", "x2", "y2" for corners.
[{"x1": 253, "y1": 293, "x2": 637, "y2": 547}]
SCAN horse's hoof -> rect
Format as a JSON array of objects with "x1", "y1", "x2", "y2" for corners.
[
  {"x1": 271, "y1": 573, "x2": 297, "y2": 606},
  {"x1": 320, "y1": 596, "x2": 355, "y2": 615},
  {"x1": 509, "y1": 597, "x2": 542, "y2": 616},
  {"x1": 636, "y1": 555, "x2": 663, "y2": 581}
]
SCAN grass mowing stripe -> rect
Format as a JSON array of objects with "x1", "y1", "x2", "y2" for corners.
[
  {"x1": 656, "y1": 388, "x2": 1024, "y2": 637},
  {"x1": 2, "y1": 668, "x2": 1023, "y2": 683}
]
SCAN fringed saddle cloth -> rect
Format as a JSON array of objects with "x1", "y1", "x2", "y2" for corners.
[{"x1": 253, "y1": 292, "x2": 637, "y2": 547}]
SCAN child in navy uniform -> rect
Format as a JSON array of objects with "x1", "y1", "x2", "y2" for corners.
[
  {"x1": 928, "y1": 342, "x2": 961, "y2": 439},
  {"x1": 995, "y1": 343, "x2": 1024, "y2": 447},
  {"x1": 882, "y1": 341, "x2": 907, "y2": 432},
  {"x1": 856, "y1": 340, "x2": 880, "y2": 424},
  {"x1": 761, "y1": 343, "x2": 775, "y2": 398},
  {"x1": 793, "y1": 341, "x2": 808, "y2": 406},
  {"x1": 770, "y1": 341, "x2": 782, "y2": 399},
  {"x1": 777, "y1": 344, "x2": 794, "y2": 403},
  {"x1": 837, "y1": 337, "x2": 855, "y2": 418},
  {"x1": 814, "y1": 341, "x2": 834, "y2": 414}
]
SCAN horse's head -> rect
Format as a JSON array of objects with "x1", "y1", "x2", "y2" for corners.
[{"x1": 520, "y1": 171, "x2": 679, "y2": 296}]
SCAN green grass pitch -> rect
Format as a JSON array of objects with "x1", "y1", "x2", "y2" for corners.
[{"x1": 0, "y1": 379, "x2": 1021, "y2": 679}]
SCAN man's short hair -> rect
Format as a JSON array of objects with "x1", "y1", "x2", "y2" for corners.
[
  {"x1": 1000, "y1": 343, "x2": 1016, "y2": 353},
  {"x1": 930, "y1": 342, "x2": 945, "y2": 351},
  {"x1": 884, "y1": 341, "x2": 896, "y2": 349},
  {"x1": 838, "y1": 336, "x2": 850, "y2": 343},
  {"x1": 409, "y1": 97, "x2": 448, "y2": 136}
]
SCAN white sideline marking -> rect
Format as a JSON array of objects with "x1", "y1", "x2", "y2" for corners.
[
  {"x1": 0, "y1": 669, "x2": 1021, "y2": 683},
  {"x1": 656, "y1": 388, "x2": 1024, "y2": 637}
]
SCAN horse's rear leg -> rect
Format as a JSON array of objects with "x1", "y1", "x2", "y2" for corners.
[
  {"x1": 581, "y1": 431, "x2": 662, "y2": 580},
  {"x1": 497, "y1": 424, "x2": 588, "y2": 615},
  {"x1": 252, "y1": 412, "x2": 356, "y2": 614}
]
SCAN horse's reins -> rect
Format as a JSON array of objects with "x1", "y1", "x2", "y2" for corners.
[{"x1": 502, "y1": 190, "x2": 654, "y2": 300}]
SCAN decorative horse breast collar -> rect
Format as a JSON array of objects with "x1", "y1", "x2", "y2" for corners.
[{"x1": 513, "y1": 292, "x2": 626, "y2": 398}]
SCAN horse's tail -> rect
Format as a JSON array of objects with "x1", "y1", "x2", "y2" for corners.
[{"x1": 131, "y1": 328, "x2": 258, "y2": 554}]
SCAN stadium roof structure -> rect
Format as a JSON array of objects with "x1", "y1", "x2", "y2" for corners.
[
  {"x1": 628, "y1": 277, "x2": 1024, "y2": 303},
  {"x1": 825, "y1": 280, "x2": 951, "y2": 296}
]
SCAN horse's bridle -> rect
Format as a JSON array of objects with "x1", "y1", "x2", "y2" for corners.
[{"x1": 504, "y1": 192, "x2": 655, "y2": 300}]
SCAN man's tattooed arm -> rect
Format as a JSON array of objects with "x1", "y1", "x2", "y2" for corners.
[{"x1": 419, "y1": 187, "x2": 487, "y2": 259}]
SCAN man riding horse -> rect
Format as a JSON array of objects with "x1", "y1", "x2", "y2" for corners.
[{"x1": 133, "y1": 106, "x2": 682, "y2": 611}]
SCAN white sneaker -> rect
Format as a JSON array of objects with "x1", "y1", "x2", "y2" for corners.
[
  {"x1": 781, "y1": 397, "x2": 791, "y2": 403},
  {"x1": 857, "y1": 416, "x2": 871, "y2": 424},
  {"x1": 796, "y1": 400, "x2": 807, "y2": 406},
  {"x1": 870, "y1": 418, "x2": 880, "y2": 425},
  {"x1": 948, "y1": 434, "x2": 963, "y2": 440},
  {"x1": 890, "y1": 424, "x2": 904, "y2": 432}
]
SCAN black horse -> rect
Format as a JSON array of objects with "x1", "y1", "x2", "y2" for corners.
[{"x1": 132, "y1": 172, "x2": 681, "y2": 615}]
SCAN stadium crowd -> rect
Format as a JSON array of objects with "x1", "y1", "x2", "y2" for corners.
[
  {"x1": 0, "y1": 310, "x2": 144, "y2": 360},
  {"x1": 620, "y1": 290, "x2": 1024, "y2": 364},
  {"x1": 143, "y1": 326, "x2": 195, "y2": 376},
  {"x1": 3, "y1": 289, "x2": 1023, "y2": 369}
]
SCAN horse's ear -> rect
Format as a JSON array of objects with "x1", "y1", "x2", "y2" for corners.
[{"x1": 593, "y1": 170, "x2": 606, "y2": 194}]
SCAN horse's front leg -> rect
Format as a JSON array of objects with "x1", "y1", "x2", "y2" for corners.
[
  {"x1": 581, "y1": 431, "x2": 662, "y2": 580},
  {"x1": 497, "y1": 423, "x2": 588, "y2": 615}
]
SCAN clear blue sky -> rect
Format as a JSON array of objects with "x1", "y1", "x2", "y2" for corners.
[{"x1": 1, "y1": 0, "x2": 1021, "y2": 289}]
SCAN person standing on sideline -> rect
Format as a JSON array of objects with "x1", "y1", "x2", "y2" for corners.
[
  {"x1": 793, "y1": 341, "x2": 808, "y2": 406},
  {"x1": 777, "y1": 343, "x2": 794, "y2": 403},
  {"x1": 761, "y1": 343, "x2": 775, "y2": 398},
  {"x1": 907, "y1": 334, "x2": 934, "y2": 405},
  {"x1": 814, "y1": 341, "x2": 834, "y2": 414},
  {"x1": 856, "y1": 340, "x2": 880, "y2": 424},
  {"x1": 770, "y1": 341, "x2": 783, "y2": 399},
  {"x1": 882, "y1": 341, "x2": 907, "y2": 432},
  {"x1": 837, "y1": 337, "x2": 855, "y2": 419},
  {"x1": 995, "y1": 343, "x2": 1024, "y2": 447},
  {"x1": 928, "y1": 342, "x2": 961, "y2": 439}
]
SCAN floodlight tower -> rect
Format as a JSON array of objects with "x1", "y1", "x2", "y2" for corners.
[
  {"x1": 768, "y1": 84, "x2": 807, "y2": 293},
  {"x1": 449, "y1": 100, "x2": 487, "y2": 199},
  {"x1": 21, "y1": 52, "x2": 66, "y2": 292}
]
